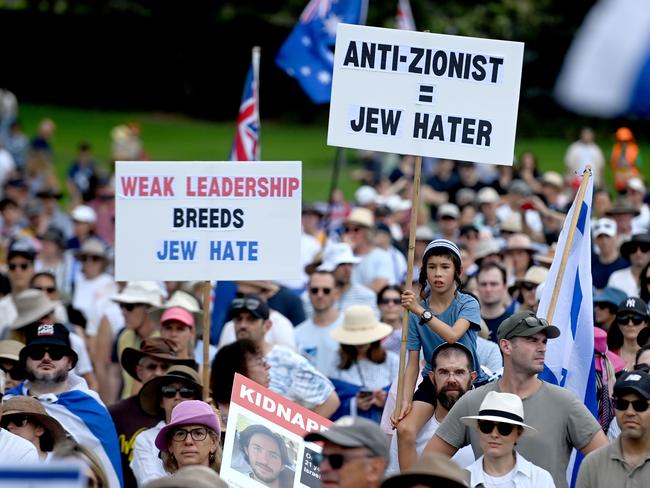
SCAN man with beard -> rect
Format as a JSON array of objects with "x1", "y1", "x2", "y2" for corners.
[
  {"x1": 577, "y1": 370, "x2": 650, "y2": 486},
  {"x1": 385, "y1": 342, "x2": 476, "y2": 475},
  {"x1": 238, "y1": 424, "x2": 295, "y2": 487},
  {"x1": 425, "y1": 311, "x2": 608, "y2": 488},
  {"x1": 4, "y1": 323, "x2": 122, "y2": 487}
]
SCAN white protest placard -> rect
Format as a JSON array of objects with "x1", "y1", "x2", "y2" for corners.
[
  {"x1": 220, "y1": 374, "x2": 332, "y2": 488},
  {"x1": 328, "y1": 24, "x2": 524, "y2": 165},
  {"x1": 115, "y1": 161, "x2": 302, "y2": 281}
]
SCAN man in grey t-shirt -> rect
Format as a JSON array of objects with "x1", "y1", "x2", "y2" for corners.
[{"x1": 424, "y1": 311, "x2": 608, "y2": 488}]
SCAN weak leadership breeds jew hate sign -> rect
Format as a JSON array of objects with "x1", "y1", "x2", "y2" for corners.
[
  {"x1": 328, "y1": 24, "x2": 524, "y2": 165},
  {"x1": 114, "y1": 161, "x2": 302, "y2": 282}
]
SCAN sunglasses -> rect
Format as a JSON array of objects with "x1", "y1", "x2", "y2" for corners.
[
  {"x1": 379, "y1": 298, "x2": 401, "y2": 305},
  {"x1": 0, "y1": 414, "x2": 31, "y2": 429},
  {"x1": 32, "y1": 286, "x2": 56, "y2": 294},
  {"x1": 79, "y1": 255, "x2": 104, "y2": 263},
  {"x1": 119, "y1": 302, "x2": 146, "y2": 312},
  {"x1": 343, "y1": 226, "x2": 362, "y2": 234},
  {"x1": 310, "y1": 287, "x2": 332, "y2": 295},
  {"x1": 617, "y1": 315, "x2": 646, "y2": 326},
  {"x1": 478, "y1": 420, "x2": 516, "y2": 436},
  {"x1": 312, "y1": 452, "x2": 374, "y2": 470},
  {"x1": 172, "y1": 427, "x2": 209, "y2": 443},
  {"x1": 629, "y1": 244, "x2": 650, "y2": 254},
  {"x1": 231, "y1": 297, "x2": 261, "y2": 310},
  {"x1": 519, "y1": 282, "x2": 536, "y2": 291},
  {"x1": 8, "y1": 262, "x2": 30, "y2": 271},
  {"x1": 161, "y1": 385, "x2": 197, "y2": 399},
  {"x1": 613, "y1": 397, "x2": 650, "y2": 412},
  {"x1": 27, "y1": 346, "x2": 67, "y2": 361}
]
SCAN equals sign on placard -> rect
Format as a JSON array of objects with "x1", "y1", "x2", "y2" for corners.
[{"x1": 418, "y1": 84, "x2": 435, "y2": 104}]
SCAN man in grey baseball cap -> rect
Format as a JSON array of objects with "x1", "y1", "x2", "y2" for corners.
[
  {"x1": 305, "y1": 416, "x2": 388, "y2": 488},
  {"x1": 496, "y1": 310, "x2": 561, "y2": 343}
]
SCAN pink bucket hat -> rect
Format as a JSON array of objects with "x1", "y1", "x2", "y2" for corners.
[
  {"x1": 594, "y1": 327, "x2": 626, "y2": 373},
  {"x1": 154, "y1": 400, "x2": 221, "y2": 450},
  {"x1": 160, "y1": 306, "x2": 195, "y2": 328}
]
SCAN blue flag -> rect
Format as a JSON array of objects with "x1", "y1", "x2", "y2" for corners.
[
  {"x1": 276, "y1": 0, "x2": 366, "y2": 104},
  {"x1": 537, "y1": 169, "x2": 597, "y2": 487}
]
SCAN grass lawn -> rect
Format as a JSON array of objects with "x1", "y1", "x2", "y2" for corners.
[{"x1": 18, "y1": 103, "x2": 646, "y2": 202}]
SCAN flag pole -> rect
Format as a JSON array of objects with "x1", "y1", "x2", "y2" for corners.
[
  {"x1": 202, "y1": 281, "x2": 212, "y2": 401},
  {"x1": 395, "y1": 155, "x2": 422, "y2": 419},
  {"x1": 252, "y1": 46, "x2": 261, "y2": 160},
  {"x1": 545, "y1": 165, "x2": 592, "y2": 324}
]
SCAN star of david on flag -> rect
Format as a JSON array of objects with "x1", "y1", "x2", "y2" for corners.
[
  {"x1": 231, "y1": 47, "x2": 260, "y2": 161},
  {"x1": 275, "y1": 0, "x2": 366, "y2": 104}
]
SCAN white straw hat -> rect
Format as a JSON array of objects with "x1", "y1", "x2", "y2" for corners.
[
  {"x1": 112, "y1": 281, "x2": 164, "y2": 307},
  {"x1": 331, "y1": 305, "x2": 393, "y2": 345},
  {"x1": 461, "y1": 391, "x2": 536, "y2": 435}
]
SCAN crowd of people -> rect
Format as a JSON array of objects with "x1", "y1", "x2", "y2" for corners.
[{"x1": 0, "y1": 93, "x2": 649, "y2": 487}]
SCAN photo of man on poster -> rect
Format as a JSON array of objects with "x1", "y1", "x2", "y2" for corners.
[{"x1": 236, "y1": 423, "x2": 296, "y2": 487}]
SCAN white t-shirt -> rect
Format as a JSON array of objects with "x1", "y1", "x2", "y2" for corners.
[
  {"x1": 607, "y1": 267, "x2": 639, "y2": 297},
  {"x1": 72, "y1": 272, "x2": 117, "y2": 326},
  {"x1": 218, "y1": 310, "x2": 296, "y2": 351},
  {"x1": 131, "y1": 421, "x2": 166, "y2": 487},
  {"x1": 0, "y1": 428, "x2": 40, "y2": 464},
  {"x1": 351, "y1": 247, "x2": 393, "y2": 288},
  {"x1": 70, "y1": 332, "x2": 93, "y2": 376},
  {"x1": 294, "y1": 314, "x2": 343, "y2": 376},
  {"x1": 385, "y1": 412, "x2": 475, "y2": 476}
]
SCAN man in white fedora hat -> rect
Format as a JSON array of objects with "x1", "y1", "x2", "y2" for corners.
[
  {"x1": 426, "y1": 310, "x2": 608, "y2": 488},
  {"x1": 316, "y1": 242, "x2": 378, "y2": 318},
  {"x1": 462, "y1": 391, "x2": 554, "y2": 487}
]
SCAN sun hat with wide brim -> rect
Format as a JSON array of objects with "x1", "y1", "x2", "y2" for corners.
[
  {"x1": 112, "y1": 281, "x2": 165, "y2": 307},
  {"x1": 148, "y1": 290, "x2": 204, "y2": 327},
  {"x1": 154, "y1": 400, "x2": 221, "y2": 451},
  {"x1": 330, "y1": 305, "x2": 393, "y2": 346},
  {"x1": 139, "y1": 365, "x2": 202, "y2": 417},
  {"x1": 505, "y1": 233, "x2": 536, "y2": 253},
  {"x1": 620, "y1": 234, "x2": 650, "y2": 261},
  {"x1": 0, "y1": 396, "x2": 67, "y2": 450},
  {"x1": 10, "y1": 289, "x2": 56, "y2": 330},
  {"x1": 461, "y1": 391, "x2": 537, "y2": 435},
  {"x1": 0, "y1": 339, "x2": 24, "y2": 362},
  {"x1": 381, "y1": 452, "x2": 468, "y2": 488}
]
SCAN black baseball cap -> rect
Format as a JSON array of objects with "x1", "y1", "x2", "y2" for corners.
[
  {"x1": 229, "y1": 294, "x2": 270, "y2": 321},
  {"x1": 614, "y1": 370, "x2": 650, "y2": 400},
  {"x1": 19, "y1": 323, "x2": 78, "y2": 367},
  {"x1": 616, "y1": 297, "x2": 649, "y2": 320}
]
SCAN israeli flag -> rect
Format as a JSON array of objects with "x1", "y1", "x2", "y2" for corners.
[
  {"x1": 555, "y1": 0, "x2": 650, "y2": 117},
  {"x1": 538, "y1": 169, "x2": 596, "y2": 486}
]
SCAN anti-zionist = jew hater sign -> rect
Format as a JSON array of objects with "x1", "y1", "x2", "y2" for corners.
[{"x1": 328, "y1": 24, "x2": 524, "y2": 165}]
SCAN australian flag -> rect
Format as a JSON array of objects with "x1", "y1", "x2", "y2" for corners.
[
  {"x1": 231, "y1": 47, "x2": 260, "y2": 161},
  {"x1": 276, "y1": 0, "x2": 366, "y2": 104}
]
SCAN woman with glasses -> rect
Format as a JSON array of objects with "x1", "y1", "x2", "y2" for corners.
[
  {"x1": 462, "y1": 391, "x2": 555, "y2": 487},
  {"x1": 607, "y1": 297, "x2": 650, "y2": 369},
  {"x1": 377, "y1": 285, "x2": 404, "y2": 354},
  {"x1": 131, "y1": 365, "x2": 202, "y2": 486},
  {"x1": 329, "y1": 305, "x2": 398, "y2": 423},
  {"x1": 155, "y1": 400, "x2": 222, "y2": 475}
]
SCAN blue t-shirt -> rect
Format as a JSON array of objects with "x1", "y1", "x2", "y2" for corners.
[{"x1": 407, "y1": 291, "x2": 483, "y2": 381}]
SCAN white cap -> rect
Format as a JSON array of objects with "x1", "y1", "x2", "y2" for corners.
[
  {"x1": 477, "y1": 187, "x2": 500, "y2": 204},
  {"x1": 354, "y1": 186, "x2": 378, "y2": 206},
  {"x1": 438, "y1": 203, "x2": 460, "y2": 219},
  {"x1": 71, "y1": 205, "x2": 97, "y2": 224},
  {"x1": 317, "y1": 243, "x2": 361, "y2": 272},
  {"x1": 592, "y1": 218, "x2": 617, "y2": 238}
]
